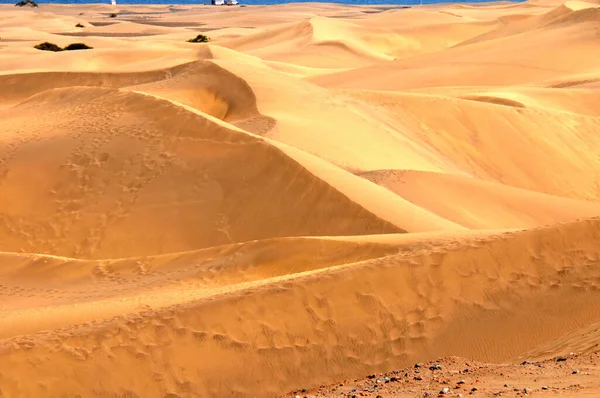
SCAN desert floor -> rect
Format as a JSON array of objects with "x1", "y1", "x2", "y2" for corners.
[{"x1": 1, "y1": 0, "x2": 600, "y2": 396}]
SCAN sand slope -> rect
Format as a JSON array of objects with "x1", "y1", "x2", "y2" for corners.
[
  {"x1": 0, "y1": 86, "x2": 406, "y2": 259},
  {"x1": 359, "y1": 169, "x2": 600, "y2": 229},
  {"x1": 343, "y1": 90, "x2": 600, "y2": 201},
  {"x1": 2, "y1": 219, "x2": 600, "y2": 397},
  {"x1": 1, "y1": 1, "x2": 600, "y2": 397}
]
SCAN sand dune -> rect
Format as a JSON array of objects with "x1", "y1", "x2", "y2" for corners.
[
  {"x1": 0, "y1": 86, "x2": 410, "y2": 259},
  {"x1": 2, "y1": 1, "x2": 600, "y2": 397},
  {"x1": 344, "y1": 90, "x2": 600, "y2": 201},
  {"x1": 310, "y1": 2, "x2": 600, "y2": 90},
  {"x1": 220, "y1": 17, "x2": 397, "y2": 68},
  {"x1": 2, "y1": 218, "x2": 600, "y2": 397},
  {"x1": 359, "y1": 169, "x2": 600, "y2": 229}
]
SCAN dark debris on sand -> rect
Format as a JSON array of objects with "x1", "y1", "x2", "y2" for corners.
[{"x1": 279, "y1": 353, "x2": 600, "y2": 397}]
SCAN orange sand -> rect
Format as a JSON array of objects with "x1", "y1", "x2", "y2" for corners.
[{"x1": 1, "y1": 1, "x2": 600, "y2": 397}]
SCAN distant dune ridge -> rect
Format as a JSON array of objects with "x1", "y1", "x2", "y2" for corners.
[{"x1": 1, "y1": 1, "x2": 600, "y2": 397}]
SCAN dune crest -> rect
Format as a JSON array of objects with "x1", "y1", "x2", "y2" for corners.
[{"x1": 0, "y1": 86, "x2": 403, "y2": 259}]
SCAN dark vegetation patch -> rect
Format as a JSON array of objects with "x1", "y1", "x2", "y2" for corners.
[
  {"x1": 63, "y1": 42, "x2": 93, "y2": 50},
  {"x1": 188, "y1": 34, "x2": 210, "y2": 43},
  {"x1": 15, "y1": 0, "x2": 38, "y2": 7},
  {"x1": 34, "y1": 42, "x2": 93, "y2": 52},
  {"x1": 34, "y1": 42, "x2": 62, "y2": 52}
]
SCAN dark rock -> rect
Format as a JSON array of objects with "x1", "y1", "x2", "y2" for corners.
[
  {"x1": 556, "y1": 357, "x2": 568, "y2": 362},
  {"x1": 521, "y1": 361, "x2": 541, "y2": 367},
  {"x1": 367, "y1": 375, "x2": 376, "y2": 379},
  {"x1": 414, "y1": 363, "x2": 422, "y2": 368},
  {"x1": 429, "y1": 364, "x2": 442, "y2": 371},
  {"x1": 414, "y1": 376, "x2": 423, "y2": 381}
]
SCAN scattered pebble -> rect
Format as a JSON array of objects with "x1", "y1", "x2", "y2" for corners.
[
  {"x1": 520, "y1": 361, "x2": 541, "y2": 367},
  {"x1": 283, "y1": 355, "x2": 599, "y2": 398}
]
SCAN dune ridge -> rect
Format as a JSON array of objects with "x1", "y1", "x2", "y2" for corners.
[
  {"x1": 1, "y1": 217, "x2": 600, "y2": 397},
  {"x1": 1, "y1": 1, "x2": 600, "y2": 397}
]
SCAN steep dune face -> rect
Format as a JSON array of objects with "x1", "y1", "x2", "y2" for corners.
[
  {"x1": 344, "y1": 90, "x2": 600, "y2": 201},
  {"x1": 2, "y1": 219, "x2": 600, "y2": 397},
  {"x1": 220, "y1": 18, "x2": 395, "y2": 69},
  {"x1": 0, "y1": 59, "x2": 275, "y2": 132},
  {"x1": 0, "y1": 237, "x2": 400, "y2": 338},
  {"x1": 310, "y1": 5, "x2": 600, "y2": 90},
  {"x1": 359, "y1": 170, "x2": 600, "y2": 229},
  {"x1": 210, "y1": 47, "x2": 460, "y2": 173},
  {"x1": 126, "y1": 60, "x2": 262, "y2": 122},
  {"x1": 0, "y1": 87, "x2": 401, "y2": 259},
  {"x1": 0, "y1": 58, "x2": 233, "y2": 109},
  {"x1": 2, "y1": 2, "x2": 600, "y2": 397}
]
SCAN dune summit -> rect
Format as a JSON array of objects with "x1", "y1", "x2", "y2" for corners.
[{"x1": 1, "y1": 1, "x2": 600, "y2": 397}]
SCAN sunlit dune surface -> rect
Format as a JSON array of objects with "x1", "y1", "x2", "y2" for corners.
[{"x1": 1, "y1": 1, "x2": 600, "y2": 397}]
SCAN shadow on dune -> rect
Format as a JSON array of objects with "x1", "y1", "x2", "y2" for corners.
[{"x1": 0, "y1": 86, "x2": 401, "y2": 259}]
